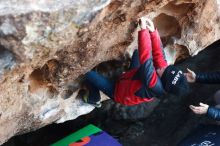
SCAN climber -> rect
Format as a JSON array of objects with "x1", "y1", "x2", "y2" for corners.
[
  {"x1": 82, "y1": 17, "x2": 189, "y2": 107},
  {"x1": 185, "y1": 69, "x2": 220, "y2": 120}
]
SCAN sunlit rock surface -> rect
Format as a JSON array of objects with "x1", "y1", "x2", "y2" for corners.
[{"x1": 0, "y1": 0, "x2": 220, "y2": 144}]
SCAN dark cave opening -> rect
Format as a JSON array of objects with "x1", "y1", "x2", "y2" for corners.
[{"x1": 3, "y1": 40, "x2": 220, "y2": 146}]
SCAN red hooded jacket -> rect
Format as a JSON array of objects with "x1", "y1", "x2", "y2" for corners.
[{"x1": 114, "y1": 29, "x2": 168, "y2": 105}]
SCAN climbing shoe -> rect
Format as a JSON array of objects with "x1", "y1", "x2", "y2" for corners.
[{"x1": 80, "y1": 89, "x2": 102, "y2": 108}]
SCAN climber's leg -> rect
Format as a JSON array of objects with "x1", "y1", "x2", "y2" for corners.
[{"x1": 85, "y1": 71, "x2": 115, "y2": 101}]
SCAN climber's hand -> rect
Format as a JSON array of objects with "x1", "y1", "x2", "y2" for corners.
[
  {"x1": 139, "y1": 17, "x2": 147, "y2": 30},
  {"x1": 145, "y1": 18, "x2": 155, "y2": 32},
  {"x1": 139, "y1": 17, "x2": 155, "y2": 32},
  {"x1": 184, "y1": 68, "x2": 196, "y2": 83},
  {"x1": 189, "y1": 103, "x2": 209, "y2": 115}
]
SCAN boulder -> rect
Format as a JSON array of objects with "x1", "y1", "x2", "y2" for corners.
[{"x1": 0, "y1": 0, "x2": 220, "y2": 144}]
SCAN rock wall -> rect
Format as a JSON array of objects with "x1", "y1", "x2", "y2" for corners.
[{"x1": 0, "y1": 0, "x2": 220, "y2": 144}]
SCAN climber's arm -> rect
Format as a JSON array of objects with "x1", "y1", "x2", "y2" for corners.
[
  {"x1": 150, "y1": 29, "x2": 168, "y2": 69},
  {"x1": 137, "y1": 29, "x2": 165, "y2": 96}
]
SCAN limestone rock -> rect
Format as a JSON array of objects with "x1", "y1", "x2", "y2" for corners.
[{"x1": 0, "y1": 0, "x2": 220, "y2": 144}]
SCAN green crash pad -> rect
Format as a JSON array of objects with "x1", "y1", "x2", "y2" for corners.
[{"x1": 51, "y1": 124, "x2": 122, "y2": 146}]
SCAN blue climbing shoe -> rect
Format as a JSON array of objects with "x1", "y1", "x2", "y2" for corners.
[{"x1": 80, "y1": 89, "x2": 102, "y2": 108}]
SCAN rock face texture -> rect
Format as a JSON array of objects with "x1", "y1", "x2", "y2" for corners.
[{"x1": 0, "y1": 0, "x2": 220, "y2": 144}]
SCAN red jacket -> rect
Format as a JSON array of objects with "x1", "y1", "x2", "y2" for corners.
[{"x1": 114, "y1": 29, "x2": 168, "y2": 106}]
